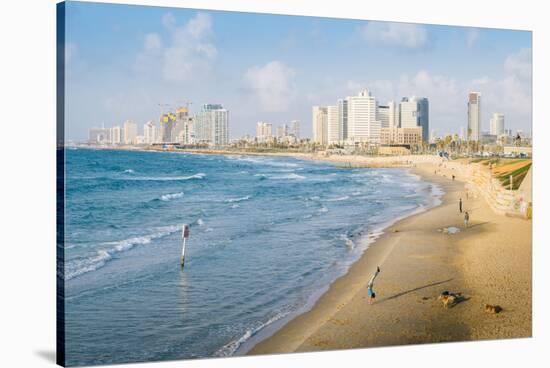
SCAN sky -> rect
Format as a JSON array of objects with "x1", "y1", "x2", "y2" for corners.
[{"x1": 63, "y1": 1, "x2": 532, "y2": 141}]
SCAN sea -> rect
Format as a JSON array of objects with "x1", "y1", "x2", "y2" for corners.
[{"x1": 62, "y1": 148, "x2": 442, "y2": 366}]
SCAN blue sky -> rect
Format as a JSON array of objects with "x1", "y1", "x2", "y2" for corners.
[{"x1": 63, "y1": 1, "x2": 532, "y2": 140}]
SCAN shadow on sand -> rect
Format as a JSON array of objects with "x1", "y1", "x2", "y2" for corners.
[{"x1": 377, "y1": 278, "x2": 454, "y2": 303}]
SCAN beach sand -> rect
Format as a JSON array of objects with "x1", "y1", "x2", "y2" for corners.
[{"x1": 249, "y1": 163, "x2": 531, "y2": 355}]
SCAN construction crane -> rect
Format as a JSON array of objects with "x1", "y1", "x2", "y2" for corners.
[{"x1": 158, "y1": 103, "x2": 171, "y2": 117}]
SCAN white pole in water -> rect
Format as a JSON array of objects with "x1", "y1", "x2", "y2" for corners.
[{"x1": 181, "y1": 224, "x2": 189, "y2": 268}]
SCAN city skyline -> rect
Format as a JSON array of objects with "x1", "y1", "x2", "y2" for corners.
[{"x1": 66, "y1": 2, "x2": 532, "y2": 141}]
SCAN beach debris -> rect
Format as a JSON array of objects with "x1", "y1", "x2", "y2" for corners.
[
  {"x1": 438, "y1": 291, "x2": 465, "y2": 308},
  {"x1": 485, "y1": 304, "x2": 503, "y2": 314},
  {"x1": 392, "y1": 229, "x2": 399, "y2": 233},
  {"x1": 442, "y1": 226, "x2": 460, "y2": 234}
]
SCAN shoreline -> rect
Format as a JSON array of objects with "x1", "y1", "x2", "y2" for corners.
[
  {"x1": 73, "y1": 146, "x2": 531, "y2": 353},
  {"x1": 247, "y1": 162, "x2": 531, "y2": 355},
  {"x1": 230, "y1": 170, "x2": 444, "y2": 356}
]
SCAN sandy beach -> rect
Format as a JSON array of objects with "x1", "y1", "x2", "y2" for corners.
[{"x1": 248, "y1": 162, "x2": 531, "y2": 354}]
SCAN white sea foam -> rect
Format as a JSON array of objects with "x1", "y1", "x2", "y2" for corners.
[
  {"x1": 326, "y1": 195, "x2": 350, "y2": 202},
  {"x1": 160, "y1": 192, "x2": 184, "y2": 201},
  {"x1": 269, "y1": 173, "x2": 306, "y2": 180},
  {"x1": 224, "y1": 195, "x2": 251, "y2": 203},
  {"x1": 65, "y1": 225, "x2": 180, "y2": 280},
  {"x1": 214, "y1": 310, "x2": 292, "y2": 357},
  {"x1": 123, "y1": 169, "x2": 135, "y2": 173},
  {"x1": 319, "y1": 206, "x2": 329, "y2": 213},
  {"x1": 197, "y1": 218, "x2": 205, "y2": 226},
  {"x1": 230, "y1": 156, "x2": 299, "y2": 168},
  {"x1": 128, "y1": 173, "x2": 206, "y2": 181}
]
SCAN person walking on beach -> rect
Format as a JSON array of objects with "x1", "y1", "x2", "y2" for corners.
[
  {"x1": 464, "y1": 211, "x2": 470, "y2": 228},
  {"x1": 459, "y1": 198, "x2": 463, "y2": 213},
  {"x1": 367, "y1": 266, "x2": 381, "y2": 305}
]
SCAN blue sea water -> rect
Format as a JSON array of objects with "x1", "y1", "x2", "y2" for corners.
[{"x1": 62, "y1": 148, "x2": 441, "y2": 366}]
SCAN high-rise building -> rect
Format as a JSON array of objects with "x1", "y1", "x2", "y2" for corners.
[
  {"x1": 144, "y1": 121, "x2": 157, "y2": 144},
  {"x1": 88, "y1": 127, "x2": 111, "y2": 144},
  {"x1": 337, "y1": 98, "x2": 349, "y2": 140},
  {"x1": 467, "y1": 92, "x2": 481, "y2": 141},
  {"x1": 159, "y1": 113, "x2": 176, "y2": 143},
  {"x1": 400, "y1": 97, "x2": 429, "y2": 142},
  {"x1": 376, "y1": 105, "x2": 390, "y2": 129},
  {"x1": 388, "y1": 101, "x2": 400, "y2": 128},
  {"x1": 194, "y1": 104, "x2": 229, "y2": 146},
  {"x1": 327, "y1": 105, "x2": 341, "y2": 144},
  {"x1": 110, "y1": 126, "x2": 122, "y2": 145},
  {"x1": 256, "y1": 122, "x2": 273, "y2": 143},
  {"x1": 490, "y1": 112, "x2": 505, "y2": 136},
  {"x1": 123, "y1": 120, "x2": 137, "y2": 145},
  {"x1": 276, "y1": 124, "x2": 289, "y2": 139},
  {"x1": 312, "y1": 106, "x2": 328, "y2": 145},
  {"x1": 347, "y1": 89, "x2": 380, "y2": 143},
  {"x1": 290, "y1": 120, "x2": 300, "y2": 140}
]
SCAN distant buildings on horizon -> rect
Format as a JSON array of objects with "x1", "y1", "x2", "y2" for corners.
[
  {"x1": 311, "y1": 89, "x2": 428, "y2": 147},
  {"x1": 88, "y1": 103, "x2": 229, "y2": 147},
  {"x1": 87, "y1": 89, "x2": 529, "y2": 149}
]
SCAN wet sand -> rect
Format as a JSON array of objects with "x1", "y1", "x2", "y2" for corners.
[{"x1": 248, "y1": 163, "x2": 531, "y2": 354}]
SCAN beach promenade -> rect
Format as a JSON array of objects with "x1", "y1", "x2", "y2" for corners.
[{"x1": 249, "y1": 162, "x2": 531, "y2": 354}]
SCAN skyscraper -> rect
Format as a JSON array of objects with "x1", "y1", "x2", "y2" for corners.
[
  {"x1": 143, "y1": 121, "x2": 157, "y2": 144},
  {"x1": 110, "y1": 126, "x2": 122, "y2": 145},
  {"x1": 347, "y1": 89, "x2": 380, "y2": 143},
  {"x1": 400, "y1": 97, "x2": 429, "y2": 142},
  {"x1": 490, "y1": 112, "x2": 505, "y2": 136},
  {"x1": 312, "y1": 106, "x2": 328, "y2": 145},
  {"x1": 337, "y1": 98, "x2": 349, "y2": 140},
  {"x1": 290, "y1": 120, "x2": 300, "y2": 140},
  {"x1": 194, "y1": 104, "x2": 229, "y2": 146},
  {"x1": 256, "y1": 122, "x2": 273, "y2": 143},
  {"x1": 467, "y1": 92, "x2": 481, "y2": 141},
  {"x1": 159, "y1": 113, "x2": 176, "y2": 143},
  {"x1": 376, "y1": 105, "x2": 390, "y2": 129},
  {"x1": 327, "y1": 105, "x2": 340, "y2": 144},
  {"x1": 123, "y1": 120, "x2": 137, "y2": 145},
  {"x1": 388, "y1": 101, "x2": 400, "y2": 128}
]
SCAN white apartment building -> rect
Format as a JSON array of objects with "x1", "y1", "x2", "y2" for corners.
[
  {"x1": 388, "y1": 101, "x2": 400, "y2": 128},
  {"x1": 256, "y1": 121, "x2": 273, "y2": 143},
  {"x1": 194, "y1": 104, "x2": 229, "y2": 146},
  {"x1": 468, "y1": 92, "x2": 481, "y2": 141},
  {"x1": 123, "y1": 120, "x2": 137, "y2": 145},
  {"x1": 327, "y1": 105, "x2": 341, "y2": 144},
  {"x1": 400, "y1": 97, "x2": 429, "y2": 142},
  {"x1": 337, "y1": 98, "x2": 349, "y2": 140},
  {"x1": 347, "y1": 89, "x2": 380, "y2": 143},
  {"x1": 312, "y1": 106, "x2": 328, "y2": 145},
  {"x1": 490, "y1": 112, "x2": 505, "y2": 136},
  {"x1": 290, "y1": 120, "x2": 300, "y2": 140},
  {"x1": 143, "y1": 121, "x2": 157, "y2": 144},
  {"x1": 110, "y1": 126, "x2": 122, "y2": 145}
]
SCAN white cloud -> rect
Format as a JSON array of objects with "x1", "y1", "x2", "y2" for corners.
[
  {"x1": 134, "y1": 12, "x2": 217, "y2": 82},
  {"x1": 504, "y1": 48, "x2": 532, "y2": 80},
  {"x1": 466, "y1": 28, "x2": 480, "y2": 48},
  {"x1": 361, "y1": 22, "x2": 428, "y2": 49},
  {"x1": 342, "y1": 51, "x2": 531, "y2": 134},
  {"x1": 161, "y1": 13, "x2": 176, "y2": 29},
  {"x1": 144, "y1": 33, "x2": 162, "y2": 51},
  {"x1": 244, "y1": 61, "x2": 296, "y2": 112}
]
